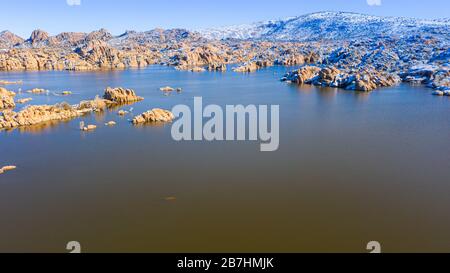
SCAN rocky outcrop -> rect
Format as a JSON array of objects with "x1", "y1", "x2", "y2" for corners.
[
  {"x1": 401, "y1": 65, "x2": 450, "y2": 94},
  {"x1": 0, "y1": 31, "x2": 24, "y2": 49},
  {"x1": 282, "y1": 66, "x2": 321, "y2": 84},
  {"x1": 85, "y1": 29, "x2": 113, "y2": 43},
  {"x1": 173, "y1": 44, "x2": 229, "y2": 70},
  {"x1": 160, "y1": 86, "x2": 175, "y2": 92},
  {"x1": 132, "y1": 109, "x2": 175, "y2": 124},
  {"x1": 354, "y1": 70, "x2": 401, "y2": 91},
  {"x1": 81, "y1": 124, "x2": 97, "y2": 131},
  {"x1": 0, "y1": 96, "x2": 114, "y2": 130},
  {"x1": 208, "y1": 63, "x2": 227, "y2": 71},
  {"x1": 283, "y1": 66, "x2": 401, "y2": 91},
  {"x1": 105, "y1": 121, "x2": 116, "y2": 126},
  {"x1": 77, "y1": 96, "x2": 113, "y2": 112},
  {"x1": 0, "y1": 103, "x2": 81, "y2": 129},
  {"x1": 48, "y1": 32, "x2": 87, "y2": 48},
  {"x1": 275, "y1": 52, "x2": 319, "y2": 66},
  {"x1": 0, "y1": 87, "x2": 15, "y2": 109},
  {"x1": 16, "y1": 98, "x2": 32, "y2": 104},
  {"x1": 103, "y1": 87, "x2": 143, "y2": 104},
  {"x1": 0, "y1": 165, "x2": 16, "y2": 174},
  {"x1": 233, "y1": 60, "x2": 274, "y2": 73},
  {"x1": 233, "y1": 62, "x2": 258, "y2": 73},
  {"x1": 28, "y1": 29, "x2": 50, "y2": 46}
]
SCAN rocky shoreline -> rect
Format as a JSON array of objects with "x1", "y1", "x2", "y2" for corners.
[
  {"x1": 0, "y1": 13, "x2": 449, "y2": 96},
  {"x1": 0, "y1": 29, "x2": 448, "y2": 94}
]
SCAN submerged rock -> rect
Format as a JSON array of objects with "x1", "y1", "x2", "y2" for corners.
[
  {"x1": 103, "y1": 87, "x2": 143, "y2": 104},
  {"x1": 132, "y1": 109, "x2": 175, "y2": 124},
  {"x1": 0, "y1": 87, "x2": 16, "y2": 109}
]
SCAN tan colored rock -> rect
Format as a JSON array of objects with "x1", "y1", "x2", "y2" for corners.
[
  {"x1": 160, "y1": 86, "x2": 175, "y2": 92},
  {"x1": 208, "y1": 63, "x2": 227, "y2": 71},
  {"x1": 354, "y1": 70, "x2": 400, "y2": 92},
  {"x1": 132, "y1": 109, "x2": 175, "y2": 124},
  {"x1": 103, "y1": 87, "x2": 143, "y2": 104},
  {"x1": 233, "y1": 61, "x2": 273, "y2": 73},
  {"x1": 29, "y1": 29, "x2": 49, "y2": 45},
  {"x1": 190, "y1": 66, "x2": 206, "y2": 72},
  {"x1": 0, "y1": 87, "x2": 16, "y2": 109},
  {"x1": 319, "y1": 67, "x2": 342, "y2": 84},
  {"x1": 0, "y1": 103, "x2": 81, "y2": 130},
  {"x1": 285, "y1": 66, "x2": 321, "y2": 84},
  {"x1": 105, "y1": 121, "x2": 116, "y2": 126},
  {"x1": 117, "y1": 110, "x2": 129, "y2": 116},
  {"x1": 27, "y1": 88, "x2": 47, "y2": 94},
  {"x1": 16, "y1": 98, "x2": 32, "y2": 104},
  {"x1": 77, "y1": 96, "x2": 112, "y2": 112},
  {"x1": 174, "y1": 44, "x2": 228, "y2": 69},
  {"x1": 0, "y1": 165, "x2": 16, "y2": 174},
  {"x1": 82, "y1": 124, "x2": 97, "y2": 131},
  {"x1": 0, "y1": 80, "x2": 23, "y2": 85},
  {"x1": 233, "y1": 62, "x2": 259, "y2": 73}
]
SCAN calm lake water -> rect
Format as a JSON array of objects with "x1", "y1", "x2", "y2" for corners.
[{"x1": 1, "y1": 66, "x2": 450, "y2": 253}]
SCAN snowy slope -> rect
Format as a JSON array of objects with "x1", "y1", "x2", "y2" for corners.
[{"x1": 199, "y1": 12, "x2": 450, "y2": 41}]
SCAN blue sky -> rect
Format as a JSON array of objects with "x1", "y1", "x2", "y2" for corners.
[{"x1": 1, "y1": 0, "x2": 449, "y2": 38}]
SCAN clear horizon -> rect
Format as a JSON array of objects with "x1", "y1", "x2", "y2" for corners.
[{"x1": 1, "y1": 0, "x2": 449, "y2": 38}]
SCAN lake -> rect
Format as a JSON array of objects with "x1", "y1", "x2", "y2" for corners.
[{"x1": 1, "y1": 66, "x2": 450, "y2": 252}]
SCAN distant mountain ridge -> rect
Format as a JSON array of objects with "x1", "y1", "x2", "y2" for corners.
[
  {"x1": 1, "y1": 11, "x2": 450, "y2": 50},
  {"x1": 198, "y1": 11, "x2": 450, "y2": 41}
]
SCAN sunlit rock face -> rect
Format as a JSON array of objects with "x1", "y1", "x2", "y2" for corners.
[
  {"x1": 103, "y1": 87, "x2": 144, "y2": 104},
  {"x1": 0, "y1": 87, "x2": 15, "y2": 109}
]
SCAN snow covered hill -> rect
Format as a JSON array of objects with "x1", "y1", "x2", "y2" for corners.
[{"x1": 199, "y1": 12, "x2": 450, "y2": 41}]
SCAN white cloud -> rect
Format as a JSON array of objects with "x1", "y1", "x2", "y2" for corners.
[
  {"x1": 367, "y1": 0, "x2": 382, "y2": 6},
  {"x1": 66, "y1": 0, "x2": 81, "y2": 6}
]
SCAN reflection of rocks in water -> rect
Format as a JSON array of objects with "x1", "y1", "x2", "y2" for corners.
[
  {"x1": 17, "y1": 119, "x2": 72, "y2": 134},
  {"x1": 353, "y1": 92, "x2": 371, "y2": 103},
  {"x1": 107, "y1": 103, "x2": 136, "y2": 111}
]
